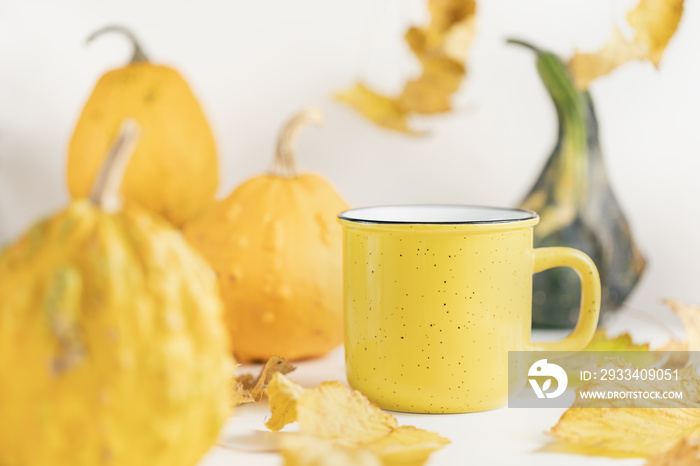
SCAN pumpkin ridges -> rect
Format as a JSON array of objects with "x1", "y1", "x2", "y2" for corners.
[
  {"x1": 187, "y1": 175, "x2": 289, "y2": 359},
  {"x1": 0, "y1": 121, "x2": 232, "y2": 465},
  {"x1": 281, "y1": 178, "x2": 333, "y2": 350}
]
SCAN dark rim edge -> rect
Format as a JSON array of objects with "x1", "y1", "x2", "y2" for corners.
[{"x1": 337, "y1": 204, "x2": 539, "y2": 225}]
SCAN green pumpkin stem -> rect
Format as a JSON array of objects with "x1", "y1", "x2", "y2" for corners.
[
  {"x1": 87, "y1": 25, "x2": 150, "y2": 63},
  {"x1": 508, "y1": 39, "x2": 589, "y2": 209},
  {"x1": 509, "y1": 39, "x2": 646, "y2": 327},
  {"x1": 88, "y1": 119, "x2": 141, "y2": 212},
  {"x1": 271, "y1": 107, "x2": 324, "y2": 178}
]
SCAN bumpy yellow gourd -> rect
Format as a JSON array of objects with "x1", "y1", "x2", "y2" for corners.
[
  {"x1": 185, "y1": 108, "x2": 349, "y2": 362},
  {"x1": 67, "y1": 25, "x2": 218, "y2": 226},
  {"x1": 0, "y1": 122, "x2": 233, "y2": 465}
]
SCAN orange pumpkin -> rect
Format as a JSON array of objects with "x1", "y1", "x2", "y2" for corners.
[
  {"x1": 185, "y1": 108, "x2": 349, "y2": 362},
  {"x1": 67, "y1": 25, "x2": 218, "y2": 226}
]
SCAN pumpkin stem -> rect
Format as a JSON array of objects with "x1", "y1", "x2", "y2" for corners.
[
  {"x1": 87, "y1": 25, "x2": 149, "y2": 63},
  {"x1": 270, "y1": 107, "x2": 324, "y2": 177},
  {"x1": 88, "y1": 120, "x2": 141, "y2": 212}
]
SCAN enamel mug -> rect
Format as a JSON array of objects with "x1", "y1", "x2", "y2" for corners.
[{"x1": 338, "y1": 205, "x2": 601, "y2": 413}]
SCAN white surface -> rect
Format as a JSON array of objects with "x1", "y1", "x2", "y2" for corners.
[
  {"x1": 200, "y1": 317, "x2": 670, "y2": 466},
  {"x1": 0, "y1": 0, "x2": 699, "y2": 324}
]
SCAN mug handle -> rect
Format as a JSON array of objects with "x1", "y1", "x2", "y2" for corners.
[{"x1": 528, "y1": 247, "x2": 601, "y2": 351}]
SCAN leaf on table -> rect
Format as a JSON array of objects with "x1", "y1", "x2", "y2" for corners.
[
  {"x1": 232, "y1": 356, "x2": 296, "y2": 406},
  {"x1": 366, "y1": 426, "x2": 450, "y2": 466},
  {"x1": 265, "y1": 373, "x2": 449, "y2": 465},
  {"x1": 335, "y1": 0, "x2": 476, "y2": 134},
  {"x1": 280, "y1": 428, "x2": 450, "y2": 466},
  {"x1": 661, "y1": 300, "x2": 700, "y2": 369},
  {"x1": 655, "y1": 338, "x2": 689, "y2": 369},
  {"x1": 550, "y1": 358, "x2": 700, "y2": 456},
  {"x1": 562, "y1": 330, "x2": 651, "y2": 385},
  {"x1": 646, "y1": 437, "x2": 700, "y2": 466},
  {"x1": 656, "y1": 339, "x2": 688, "y2": 353},
  {"x1": 265, "y1": 370, "x2": 306, "y2": 431},
  {"x1": 583, "y1": 329, "x2": 650, "y2": 352},
  {"x1": 664, "y1": 300, "x2": 700, "y2": 352},
  {"x1": 280, "y1": 434, "x2": 382, "y2": 466},
  {"x1": 568, "y1": 0, "x2": 684, "y2": 88},
  {"x1": 265, "y1": 374, "x2": 397, "y2": 441}
]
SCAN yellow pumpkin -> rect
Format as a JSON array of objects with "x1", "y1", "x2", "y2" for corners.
[
  {"x1": 185, "y1": 108, "x2": 349, "y2": 362},
  {"x1": 67, "y1": 25, "x2": 218, "y2": 226},
  {"x1": 0, "y1": 121, "x2": 233, "y2": 465}
]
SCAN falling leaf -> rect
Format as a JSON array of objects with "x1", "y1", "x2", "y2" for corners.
[
  {"x1": 399, "y1": 57, "x2": 465, "y2": 114},
  {"x1": 627, "y1": 0, "x2": 685, "y2": 65},
  {"x1": 335, "y1": 0, "x2": 476, "y2": 133},
  {"x1": 265, "y1": 373, "x2": 449, "y2": 465},
  {"x1": 232, "y1": 356, "x2": 295, "y2": 406},
  {"x1": 646, "y1": 437, "x2": 700, "y2": 466},
  {"x1": 569, "y1": 28, "x2": 647, "y2": 89},
  {"x1": 335, "y1": 83, "x2": 419, "y2": 135},
  {"x1": 568, "y1": 0, "x2": 684, "y2": 88},
  {"x1": 550, "y1": 359, "x2": 700, "y2": 456}
]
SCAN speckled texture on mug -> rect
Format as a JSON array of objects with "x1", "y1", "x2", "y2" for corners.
[{"x1": 341, "y1": 221, "x2": 536, "y2": 413}]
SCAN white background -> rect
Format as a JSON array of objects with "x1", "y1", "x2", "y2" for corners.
[
  {"x1": 2, "y1": 0, "x2": 698, "y2": 324},
  {"x1": 0, "y1": 1, "x2": 697, "y2": 465},
  {"x1": 1, "y1": 0, "x2": 699, "y2": 320}
]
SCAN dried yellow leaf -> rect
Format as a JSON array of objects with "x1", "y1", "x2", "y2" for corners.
[
  {"x1": 660, "y1": 300, "x2": 700, "y2": 369},
  {"x1": 265, "y1": 374, "x2": 449, "y2": 466},
  {"x1": 400, "y1": 57, "x2": 465, "y2": 114},
  {"x1": 646, "y1": 437, "x2": 700, "y2": 466},
  {"x1": 627, "y1": 0, "x2": 684, "y2": 66},
  {"x1": 665, "y1": 300, "x2": 700, "y2": 352},
  {"x1": 366, "y1": 426, "x2": 450, "y2": 466},
  {"x1": 583, "y1": 329, "x2": 650, "y2": 352},
  {"x1": 232, "y1": 356, "x2": 296, "y2": 406},
  {"x1": 295, "y1": 381, "x2": 398, "y2": 446},
  {"x1": 569, "y1": 28, "x2": 648, "y2": 89},
  {"x1": 551, "y1": 359, "x2": 700, "y2": 456},
  {"x1": 279, "y1": 428, "x2": 450, "y2": 466},
  {"x1": 569, "y1": 0, "x2": 684, "y2": 88},
  {"x1": 280, "y1": 434, "x2": 383, "y2": 466},
  {"x1": 410, "y1": 0, "x2": 476, "y2": 61},
  {"x1": 562, "y1": 330, "x2": 652, "y2": 386},
  {"x1": 335, "y1": 0, "x2": 476, "y2": 133},
  {"x1": 656, "y1": 338, "x2": 689, "y2": 368},
  {"x1": 265, "y1": 371, "x2": 306, "y2": 431},
  {"x1": 334, "y1": 83, "x2": 419, "y2": 135}
]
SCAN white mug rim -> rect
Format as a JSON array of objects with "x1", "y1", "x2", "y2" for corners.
[{"x1": 338, "y1": 204, "x2": 538, "y2": 225}]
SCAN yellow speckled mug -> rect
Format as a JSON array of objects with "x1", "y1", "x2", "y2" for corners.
[{"x1": 338, "y1": 205, "x2": 601, "y2": 413}]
